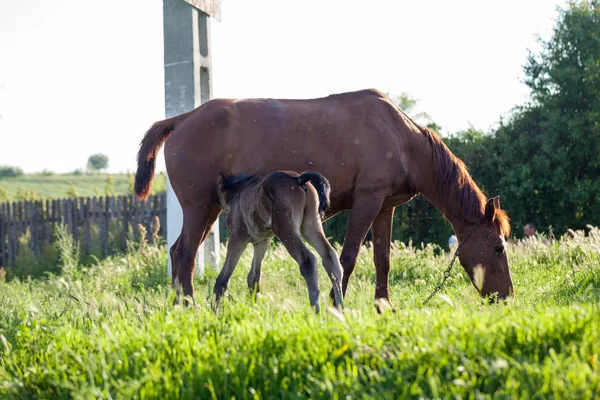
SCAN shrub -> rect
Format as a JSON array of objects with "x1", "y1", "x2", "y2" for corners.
[
  {"x1": 40, "y1": 169, "x2": 55, "y2": 177},
  {"x1": 104, "y1": 175, "x2": 115, "y2": 196},
  {"x1": 15, "y1": 188, "x2": 41, "y2": 202},
  {"x1": 0, "y1": 185, "x2": 11, "y2": 203},
  {"x1": 65, "y1": 182, "x2": 78, "y2": 199},
  {"x1": 55, "y1": 225, "x2": 80, "y2": 279}
]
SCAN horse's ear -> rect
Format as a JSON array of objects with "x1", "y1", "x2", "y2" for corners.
[
  {"x1": 217, "y1": 173, "x2": 225, "y2": 187},
  {"x1": 485, "y1": 197, "x2": 496, "y2": 221},
  {"x1": 493, "y1": 195, "x2": 501, "y2": 210}
]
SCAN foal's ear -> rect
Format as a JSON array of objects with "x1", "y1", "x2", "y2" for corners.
[{"x1": 485, "y1": 197, "x2": 497, "y2": 221}]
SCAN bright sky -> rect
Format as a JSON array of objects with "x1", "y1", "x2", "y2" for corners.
[{"x1": 0, "y1": 0, "x2": 561, "y2": 173}]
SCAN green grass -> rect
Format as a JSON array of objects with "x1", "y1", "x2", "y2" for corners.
[
  {"x1": 0, "y1": 228, "x2": 599, "y2": 399},
  {"x1": 0, "y1": 172, "x2": 167, "y2": 201}
]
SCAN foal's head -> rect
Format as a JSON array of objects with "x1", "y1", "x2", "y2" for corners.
[{"x1": 217, "y1": 173, "x2": 260, "y2": 211}]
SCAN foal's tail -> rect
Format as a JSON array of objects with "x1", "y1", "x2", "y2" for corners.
[
  {"x1": 299, "y1": 172, "x2": 331, "y2": 218},
  {"x1": 134, "y1": 112, "x2": 191, "y2": 200}
]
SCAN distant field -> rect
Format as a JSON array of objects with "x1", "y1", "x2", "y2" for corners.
[{"x1": 0, "y1": 172, "x2": 167, "y2": 201}]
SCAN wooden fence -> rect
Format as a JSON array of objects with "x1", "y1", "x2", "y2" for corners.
[{"x1": 0, "y1": 194, "x2": 166, "y2": 267}]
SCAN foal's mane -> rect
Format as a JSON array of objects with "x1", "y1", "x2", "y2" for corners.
[
  {"x1": 394, "y1": 104, "x2": 511, "y2": 236},
  {"x1": 221, "y1": 174, "x2": 261, "y2": 194}
]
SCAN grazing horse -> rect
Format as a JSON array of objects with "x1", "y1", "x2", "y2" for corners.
[
  {"x1": 213, "y1": 171, "x2": 344, "y2": 313},
  {"x1": 135, "y1": 89, "x2": 513, "y2": 307}
]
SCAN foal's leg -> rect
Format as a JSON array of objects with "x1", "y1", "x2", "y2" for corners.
[
  {"x1": 274, "y1": 224, "x2": 320, "y2": 313},
  {"x1": 301, "y1": 217, "x2": 344, "y2": 309},
  {"x1": 332, "y1": 193, "x2": 385, "y2": 300},
  {"x1": 372, "y1": 207, "x2": 395, "y2": 313},
  {"x1": 247, "y1": 238, "x2": 271, "y2": 297},
  {"x1": 212, "y1": 234, "x2": 249, "y2": 310}
]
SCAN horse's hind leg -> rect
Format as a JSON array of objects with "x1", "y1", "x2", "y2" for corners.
[
  {"x1": 213, "y1": 234, "x2": 249, "y2": 310},
  {"x1": 170, "y1": 235, "x2": 182, "y2": 303},
  {"x1": 301, "y1": 216, "x2": 344, "y2": 309},
  {"x1": 172, "y1": 205, "x2": 220, "y2": 306},
  {"x1": 247, "y1": 238, "x2": 271, "y2": 298}
]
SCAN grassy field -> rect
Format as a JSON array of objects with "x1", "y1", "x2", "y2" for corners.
[
  {"x1": 0, "y1": 228, "x2": 599, "y2": 399},
  {"x1": 0, "y1": 172, "x2": 167, "y2": 201}
]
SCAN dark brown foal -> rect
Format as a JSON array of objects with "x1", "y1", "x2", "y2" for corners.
[{"x1": 213, "y1": 171, "x2": 344, "y2": 313}]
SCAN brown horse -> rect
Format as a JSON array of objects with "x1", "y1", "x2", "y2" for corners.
[
  {"x1": 214, "y1": 171, "x2": 344, "y2": 313},
  {"x1": 135, "y1": 89, "x2": 513, "y2": 307}
]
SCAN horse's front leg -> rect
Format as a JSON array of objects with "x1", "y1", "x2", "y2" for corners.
[
  {"x1": 372, "y1": 207, "x2": 395, "y2": 313},
  {"x1": 330, "y1": 193, "x2": 385, "y2": 300}
]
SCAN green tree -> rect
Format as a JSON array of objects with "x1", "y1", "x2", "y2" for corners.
[
  {"x1": 495, "y1": 1, "x2": 600, "y2": 235},
  {"x1": 87, "y1": 153, "x2": 109, "y2": 172},
  {"x1": 0, "y1": 165, "x2": 24, "y2": 178}
]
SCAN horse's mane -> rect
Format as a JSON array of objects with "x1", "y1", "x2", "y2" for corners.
[{"x1": 419, "y1": 126, "x2": 511, "y2": 237}]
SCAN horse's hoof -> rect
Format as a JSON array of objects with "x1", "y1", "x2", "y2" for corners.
[{"x1": 374, "y1": 298, "x2": 395, "y2": 314}]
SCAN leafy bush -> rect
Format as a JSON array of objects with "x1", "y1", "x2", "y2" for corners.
[
  {"x1": 0, "y1": 185, "x2": 11, "y2": 203},
  {"x1": 15, "y1": 188, "x2": 41, "y2": 202},
  {"x1": 65, "y1": 182, "x2": 78, "y2": 198},
  {"x1": 5, "y1": 229, "x2": 60, "y2": 281},
  {"x1": 39, "y1": 169, "x2": 55, "y2": 177},
  {"x1": 104, "y1": 175, "x2": 115, "y2": 196}
]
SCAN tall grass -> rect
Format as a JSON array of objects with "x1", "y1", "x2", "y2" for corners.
[{"x1": 0, "y1": 228, "x2": 598, "y2": 399}]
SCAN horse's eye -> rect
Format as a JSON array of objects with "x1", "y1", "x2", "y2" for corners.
[{"x1": 494, "y1": 245, "x2": 504, "y2": 255}]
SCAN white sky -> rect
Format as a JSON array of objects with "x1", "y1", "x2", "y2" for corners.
[{"x1": 0, "y1": 0, "x2": 561, "y2": 173}]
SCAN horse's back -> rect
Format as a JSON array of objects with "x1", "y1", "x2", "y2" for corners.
[{"x1": 165, "y1": 89, "x2": 414, "y2": 210}]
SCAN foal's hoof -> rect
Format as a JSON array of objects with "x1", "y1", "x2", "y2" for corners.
[{"x1": 247, "y1": 288, "x2": 262, "y2": 302}]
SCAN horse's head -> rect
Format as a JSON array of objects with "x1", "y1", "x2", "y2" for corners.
[{"x1": 458, "y1": 196, "x2": 514, "y2": 302}]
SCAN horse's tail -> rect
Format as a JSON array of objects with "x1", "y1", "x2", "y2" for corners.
[
  {"x1": 134, "y1": 112, "x2": 191, "y2": 200},
  {"x1": 298, "y1": 172, "x2": 331, "y2": 218}
]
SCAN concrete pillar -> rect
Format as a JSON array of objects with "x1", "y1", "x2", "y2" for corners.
[{"x1": 163, "y1": 0, "x2": 220, "y2": 277}]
